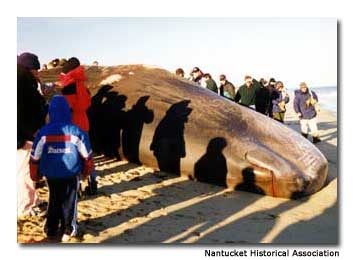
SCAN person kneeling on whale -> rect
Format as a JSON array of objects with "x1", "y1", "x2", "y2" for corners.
[{"x1": 30, "y1": 95, "x2": 93, "y2": 242}]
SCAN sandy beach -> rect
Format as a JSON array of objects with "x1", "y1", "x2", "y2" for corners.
[{"x1": 17, "y1": 97, "x2": 337, "y2": 244}]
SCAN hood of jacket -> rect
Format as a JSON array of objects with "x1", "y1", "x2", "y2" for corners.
[
  {"x1": 59, "y1": 66, "x2": 87, "y2": 87},
  {"x1": 294, "y1": 89, "x2": 309, "y2": 96},
  {"x1": 49, "y1": 95, "x2": 72, "y2": 124}
]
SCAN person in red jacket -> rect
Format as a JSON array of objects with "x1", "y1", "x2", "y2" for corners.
[
  {"x1": 59, "y1": 58, "x2": 91, "y2": 131},
  {"x1": 59, "y1": 57, "x2": 97, "y2": 195}
]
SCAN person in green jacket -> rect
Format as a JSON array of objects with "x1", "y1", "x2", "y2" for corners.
[
  {"x1": 219, "y1": 74, "x2": 236, "y2": 100},
  {"x1": 202, "y1": 73, "x2": 218, "y2": 94},
  {"x1": 234, "y1": 75, "x2": 261, "y2": 108}
]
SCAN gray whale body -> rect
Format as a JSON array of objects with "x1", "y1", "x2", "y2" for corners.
[{"x1": 40, "y1": 65, "x2": 328, "y2": 198}]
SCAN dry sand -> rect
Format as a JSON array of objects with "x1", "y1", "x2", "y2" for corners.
[{"x1": 17, "y1": 98, "x2": 337, "y2": 244}]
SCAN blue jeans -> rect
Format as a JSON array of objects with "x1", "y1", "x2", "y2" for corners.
[{"x1": 46, "y1": 175, "x2": 80, "y2": 236}]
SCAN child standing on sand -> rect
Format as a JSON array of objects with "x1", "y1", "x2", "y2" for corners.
[{"x1": 30, "y1": 95, "x2": 93, "y2": 242}]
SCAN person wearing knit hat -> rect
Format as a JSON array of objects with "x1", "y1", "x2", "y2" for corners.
[
  {"x1": 58, "y1": 57, "x2": 98, "y2": 195},
  {"x1": 17, "y1": 52, "x2": 46, "y2": 145},
  {"x1": 293, "y1": 82, "x2": 321, "y2": 143},
  {"x1": 61, "y1": 57, "x2": 80, "y2": 74},
  {"x1": 17, "y1": 52, "x2": 41, "y2": 83},
  {"x1": 58, "y1": 57, "x2": 89, "y2": 131},
  {"x1": 17, "y1": 52, "x2": 40, "y2": 71},
  {"x1": 17, "y1": 52, "x2": 47, "y2": 217}
]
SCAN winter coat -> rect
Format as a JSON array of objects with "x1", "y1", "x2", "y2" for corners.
[
  {"x1": 17, "y1": 65, "x2": 47, "y2": 148},
  {"x1": 30, "y1": 95, "x2": 93, "y2": 181},
  {"x1": 220, "y1": 80, "x2": 236, "y2": 100},
  {"x1": 192, "y1": 75, "x2": 203, "y2": 85},
  {"x1": 267, "y1": 87, "x2": 276, "y2": 117},
  {"x1": 293, "y1": 89, "x2": 318, "y2": 119},
  {"x1": 234, "y1": 79, "x2": 261, "y2": 106},
  {"x1": 271, "y1": 89, "x2": 290, "y2": 113},
  {"x1": 59, "y1": 66, "x2": 91, "y2": 132},
  {"x1": 205, "y1": 78, "x2": 218, "y2": 93},
  {"x1": 255, "y1": 86, "x2": 271, "y2": 114}
]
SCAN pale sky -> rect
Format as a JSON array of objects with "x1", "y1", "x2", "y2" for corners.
[{"x1": 17, "y1": 17, "x2": 337, "y2": 88}]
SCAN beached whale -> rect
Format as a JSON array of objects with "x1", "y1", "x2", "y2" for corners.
[{"x1": 40, "y1": 65, "x2": 328, "y2": 198}]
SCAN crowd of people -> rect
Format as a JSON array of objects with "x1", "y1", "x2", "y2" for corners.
[
  {"x1": 17, "y1": 52, "x2": 322, "y2": 242},
  {"x1": 17, "y1": 53, "x2": 96, "y2": 242},
  {"x1": 175, "y1": 66, "x2": 321, "y2": 140}
]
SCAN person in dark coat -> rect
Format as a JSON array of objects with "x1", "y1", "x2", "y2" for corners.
[
  {"x1": 270, "y1": 81, "x2": 289, "y2": 123},
  {"x1": 190, "y1": 67, "x2": 203, "y2": 84},
  {"x1": 17, "y1": 52, "x2": 47, "y2": 217},
  {"x1": 293, "y1": 82, "x2": 321, "y2": 143},
  {"x1": 17, "y1": 52, "x2": 47, "y2": 149},
  {"x1": 219, "y1": 74, "x2": 236, "y2": 100},
  {"x1": 234, "y1": 75, "x2": 261, "y2": 108},
  {"x1": 202, "y1": 73, "x2": 218, "y2": 93},
  {"x1": 266, "y1": 78, "x2": 276, "y2": 117},
  {"x1": 255, "y1": 78, "x2": 271, "y2": 115}
]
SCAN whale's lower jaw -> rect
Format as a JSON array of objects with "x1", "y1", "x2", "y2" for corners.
[{"x1": 225, "y1": 158, "x2": 328, "y2": 199}]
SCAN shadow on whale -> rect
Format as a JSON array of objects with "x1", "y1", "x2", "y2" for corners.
[{"x1": 40, "y1": 65, "x2": 328, "y2": 198}]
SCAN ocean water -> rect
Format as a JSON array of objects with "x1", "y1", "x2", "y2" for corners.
[{"x1": 311, "y1": 86, "x2": 337, "y2": 115}]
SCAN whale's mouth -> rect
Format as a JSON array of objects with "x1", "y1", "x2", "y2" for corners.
[
  {"x1": 244, "y1": 163, "x2": 277, "y2": 196},
  {"x1": 243, "y1": 147, "x2": 328, "y2": 198},
  {"x1": 244, "y1": 149, "x2": 301, "y2": 197}
]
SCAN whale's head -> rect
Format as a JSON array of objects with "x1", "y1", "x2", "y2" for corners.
[{"x1": 224, "y1": 104, "x2": 328, "y2": 198}]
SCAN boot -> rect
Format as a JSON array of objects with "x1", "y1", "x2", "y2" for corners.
[
  {"x1": 301, "y1": 133, "x2": 308, "y2": 139},
  {"x1": 312, "y1": 136, "x2": 321, "y2": 144},
  {"x1": 85, "y1": 176, "x2": 98, "y2": 195}
]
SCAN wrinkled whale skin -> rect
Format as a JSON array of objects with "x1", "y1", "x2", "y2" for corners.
[{"x1": 40, "y1": 65, "x2": 328, "y2": 198}]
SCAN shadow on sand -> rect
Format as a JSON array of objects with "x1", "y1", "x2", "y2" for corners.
[
  {"x1": 75, "y1": 98, "x2": 338, "y2": 244},
  {"x1": 77, "y1": 116, "x2": 337, "y2": 244}
]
